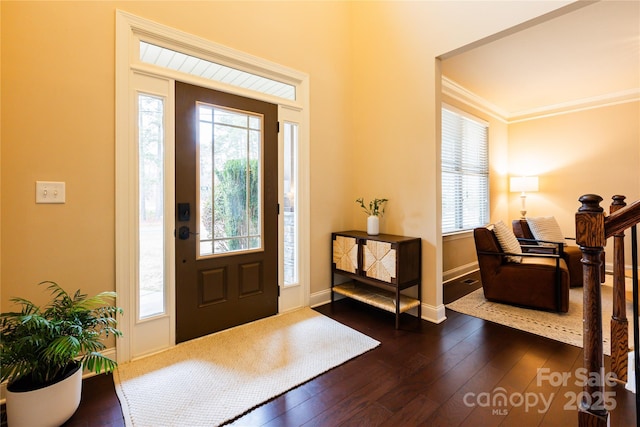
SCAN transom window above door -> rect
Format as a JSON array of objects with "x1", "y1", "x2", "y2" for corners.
[{"x1": 139, "y1": 41, "x2": 296, "y2": 101}]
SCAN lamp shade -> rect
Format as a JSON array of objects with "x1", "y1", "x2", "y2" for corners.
[{"x1": 510, "y1": 176, "x2": 539, "y2": 193}]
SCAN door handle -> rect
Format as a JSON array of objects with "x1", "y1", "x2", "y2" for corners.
[
  {"x1": 176, "y1": 226, "x2": 199, "y2": 240},
  {"x1": 178, "y1": 226, "x2": 191, "y2": 240}
]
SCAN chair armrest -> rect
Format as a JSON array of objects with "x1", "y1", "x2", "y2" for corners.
[
  {"x1": 518, "y1": 236, "x2": 575, "y2": 243},
  {"x1": 520, "y1": 244, "x2": 555, "y2": 253},
  {"x1": 516, "y1": 237, "x2": 540, "y2": 245},
  {"x1": 516, "y1": 238, "x2": 564, "y2": 256},
  {"x1": 477, "y1": 250, "x2": 562, "y2": 260},
  {"x1": 517, "y1": 237, "x2": 564, "y2": 246}
]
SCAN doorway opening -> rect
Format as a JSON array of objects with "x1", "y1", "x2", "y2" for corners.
[{"x1": 116, "y1": 10, "x2": 310, "y2": 361}]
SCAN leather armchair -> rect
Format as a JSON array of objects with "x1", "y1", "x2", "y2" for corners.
[
  {"x1": 512, "y1": 219, "x2": 583, "y2": 288},
  {"x1": 474, "y1": 226, "x2": 570, "y2": 313}
]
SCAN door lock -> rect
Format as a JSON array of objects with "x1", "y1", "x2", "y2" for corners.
[{"x1": 178, "y1": 203, "x2": 191, "y2": 221}]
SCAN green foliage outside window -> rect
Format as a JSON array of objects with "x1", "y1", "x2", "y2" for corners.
[{"x1": 213, "y1": 158, "x2": 259, "y2": 251}]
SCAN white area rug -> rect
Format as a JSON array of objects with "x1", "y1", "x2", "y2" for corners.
[
  {"x1": 113, "y1": 308, "x2": 379, "y2": 427},
  {"x1": 446, "y1": 278, "x2": 634, "y2": 356}
]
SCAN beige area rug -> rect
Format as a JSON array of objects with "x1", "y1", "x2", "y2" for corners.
[
  {"x1": 113, "y1": 307, "x2": 379, "y2": 427},
  {"x1": 446, "y1": 277, "x2": 635, "y2": 356}
]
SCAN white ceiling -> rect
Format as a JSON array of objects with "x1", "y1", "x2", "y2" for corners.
[{"x1": 441, "y1": 1, "x2": 640, "y2": 121}]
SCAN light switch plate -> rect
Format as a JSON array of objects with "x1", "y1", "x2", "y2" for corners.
[{"x1": 36, "y1": 181, "x2": 66, "y2": 204}]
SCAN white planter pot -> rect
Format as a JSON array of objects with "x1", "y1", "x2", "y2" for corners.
[
  {"x1": 626, "y1": 351, "x2": 636, "y2": 393},
  {"x1": 6, "y1": 364, "x2": 83, "y2": 427},
  {"x1": 367, "y1": 215, "x2": 380, "y2": 235}
]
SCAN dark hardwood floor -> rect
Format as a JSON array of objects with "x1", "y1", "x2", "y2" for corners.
[{"x1": 3, "y1": 297, "x2": 636, "y2": 426}]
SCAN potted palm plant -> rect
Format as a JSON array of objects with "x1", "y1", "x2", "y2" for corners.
[{"x1": 0, "y1": 281, "x2": 122, "y2": 427}]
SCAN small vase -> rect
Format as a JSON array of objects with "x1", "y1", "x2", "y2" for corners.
[{"x1": 367, "y1": 215, "x2": 379, "y2": 235}]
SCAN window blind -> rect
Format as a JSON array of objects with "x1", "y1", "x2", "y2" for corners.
[{"x1": 441, "y1": 107, "x2": 489, "y2": 234}]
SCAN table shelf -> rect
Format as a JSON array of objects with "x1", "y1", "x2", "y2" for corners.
[{"x1": 333, "y1": 282, "x2": 420, "y2": 313}]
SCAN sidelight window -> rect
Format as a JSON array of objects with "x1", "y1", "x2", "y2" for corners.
[
  {"x1": 283, "y1": 122, "x2": 299, "y2": 286},
  {"x1": 138, "y1": 93, "x2": 166, "y2": 319}
]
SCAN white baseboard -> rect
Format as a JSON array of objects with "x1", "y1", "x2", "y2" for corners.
[
  {"x1": 309, "y1": 288, "x2": 334, "y2": 307},
  {"x1": 443, "y1": 262, "x2": 479, "y2": 283},
  {"x1": 422, "y1": 302, "x2": 447, "y2": 323}
]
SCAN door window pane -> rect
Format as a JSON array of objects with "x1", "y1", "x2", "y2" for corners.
[
  {"x1": 138, "y1": 94, "x2": 165, "y2": 319},
  {"x1": 198, "y1": 103, "x2": 262, "y2": 257}
]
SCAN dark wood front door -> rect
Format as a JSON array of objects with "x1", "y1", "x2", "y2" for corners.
[{"x1": 175, "y1": 81, "x2": 278, "y2": 343}]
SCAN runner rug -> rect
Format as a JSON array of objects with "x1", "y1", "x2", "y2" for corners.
[
  {"x1": 113, "y1": 307, "x2": 379, "y2": 426},
  {"x1": 446, "y1": 276, "x2": 634, "y2": 356}
]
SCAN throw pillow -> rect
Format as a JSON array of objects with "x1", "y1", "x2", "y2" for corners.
[
  {"x1": 493, "y1": 220, "x2": 522, "y2": 263},
  {"x1": 527, "y1": 216, "x2": 566, "y2": 246}
]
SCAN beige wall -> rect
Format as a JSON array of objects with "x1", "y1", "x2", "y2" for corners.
[
  {"x1": 348, "y1": 0, "x2": 564, "y2": 312},
  {"x1": 508, "y1": 101, "x2": 640, "y2": 266},
  {"x1": 508, "y1": 101, "x2": 640, "y2": 228},
  {"x1": 1, "y1": 1, "x2": 572, "y2": 316},
  {"x1": 1, "y1": 0, "x2": 354, "y2": 310}
]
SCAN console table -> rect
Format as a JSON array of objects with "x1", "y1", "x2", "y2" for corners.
[{"x1": 331, "y1": 230, "x2": 422, "y2": 328}]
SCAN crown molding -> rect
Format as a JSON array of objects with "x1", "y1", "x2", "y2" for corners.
[
  {"x1": 508, "y1": 88, "x2": 640, "y2": 123},
  {"x1": 441, "y1": 77, "x2": 509, "y2": 123},
  {"x1": 442, "y1": 76, "x2": 640, "y2": 124}
]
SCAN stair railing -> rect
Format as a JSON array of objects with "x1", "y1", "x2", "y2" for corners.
[
  {"x1": 576, "y1": 194, "x2": 640, "y2": 427},
  {"x1": 610, "y1": 195, "x2": 628, "y2": 385}
]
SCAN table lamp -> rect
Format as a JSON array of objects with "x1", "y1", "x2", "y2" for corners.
[{"x1": 510, "y1": 176, "x2": 539, "y2": 218}]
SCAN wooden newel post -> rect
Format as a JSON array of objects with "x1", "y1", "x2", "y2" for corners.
[
  {"x1": 610, "y1": 195, "x2": 628, "y2": 384},
  {"x1": 575, "y1": 194, "x2": 609, "y2": 427}
]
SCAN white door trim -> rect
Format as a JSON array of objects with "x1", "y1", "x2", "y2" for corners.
[{"x1": 115, "y1": 10, "x2": 310, "y2": 363}]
